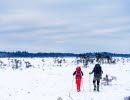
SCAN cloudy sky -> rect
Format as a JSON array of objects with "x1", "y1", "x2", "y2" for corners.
[{"x1": 0, "y1": 0, "x2": 130, "y2": 53}]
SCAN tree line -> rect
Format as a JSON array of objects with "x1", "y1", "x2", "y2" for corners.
[{"x1": 0, "y1": 51, "x2": 130, "y2": 58}]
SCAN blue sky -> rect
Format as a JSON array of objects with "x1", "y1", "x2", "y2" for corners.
[{"x1": 0, "y1": 0, "x2": 130, "y2": 53}]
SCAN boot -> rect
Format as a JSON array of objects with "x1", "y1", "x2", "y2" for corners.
[
  {"x1": 97, "y1": 85, "x2": 99, "y2": 92},
  {"x1": 94, "y1": 86, "x2": 96, "y2": 91}
]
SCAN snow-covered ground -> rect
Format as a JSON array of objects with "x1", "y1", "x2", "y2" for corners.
[{"x1": 0, "y1": 57, "x2": 130, "y2": 100}]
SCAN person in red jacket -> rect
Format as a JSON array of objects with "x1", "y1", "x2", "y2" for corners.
[{"x1": 73, "y1": 67, "x2": 84, "y2": 92}]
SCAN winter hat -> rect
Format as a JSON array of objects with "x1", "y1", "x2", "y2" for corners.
[{"x1": 76, "y1": 67, "x2": 81, "y2": 71}]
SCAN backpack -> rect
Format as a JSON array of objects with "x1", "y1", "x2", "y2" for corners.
[
  {"x1": 94, "y1": 64, "x2": 102, "y2": 77},
  {"x1": 76, "y1": 67, "x2": 82, "y2": 79}
]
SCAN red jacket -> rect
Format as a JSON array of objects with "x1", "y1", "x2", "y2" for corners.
[{"x1": 73, "y1": 67, "x2": 84, "y2": 79}]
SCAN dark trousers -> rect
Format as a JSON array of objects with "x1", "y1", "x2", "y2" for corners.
[{"x1": 93, "y1": 79, "x2": 100, "y2": 86}]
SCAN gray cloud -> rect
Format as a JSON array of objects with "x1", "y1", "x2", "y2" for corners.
[{"x1": 0, "y1": 0, "x2": 130, "y2": 53}]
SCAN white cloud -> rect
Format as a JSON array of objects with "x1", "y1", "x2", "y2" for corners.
[
  {"x1": 92, "y1": 25, "x2": 130, "y2": 35},
  {"x1": 0, "y1": 25, "x2": 23, "y2": 32},
  {"x1": 0, "y1": 10, "x2": 69, "y2": 27}
]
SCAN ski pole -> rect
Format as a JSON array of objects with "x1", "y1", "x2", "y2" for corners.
[
  {"x1": 101, "y1": 78, "x2": 103, "y2": 89},
  {"x1": 71, "y1": 76, "x2": 74, "y2": 90},
  {"x1": 82, "y1": 78, "x2": 84, "y2": 91},
  {"x1": 89, "y1": 74, "x2": 91, "y2": 92}
]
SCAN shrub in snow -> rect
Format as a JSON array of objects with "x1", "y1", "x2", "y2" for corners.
[
  {"x1": 101, "y1": 75, "x2": 117, "y2": 86},
  {"x1": 124, "y1": 96, "x2": 130, "y2": 100},
  {"x1": 57, "y1": 97, "x2": 63, "y2": 100}
]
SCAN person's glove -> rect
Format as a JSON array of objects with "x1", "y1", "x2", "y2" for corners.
[{"x1": 89, "y1": 72, "x2": 91, "y2": 74}]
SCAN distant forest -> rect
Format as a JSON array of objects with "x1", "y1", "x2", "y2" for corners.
[{"x1": 0, "y1": 51, "x2": 130, "y2": 57}]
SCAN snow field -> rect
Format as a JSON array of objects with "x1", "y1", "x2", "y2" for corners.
[{"x1": 0, "y1": 57, "x2": 129, "y2": 100}]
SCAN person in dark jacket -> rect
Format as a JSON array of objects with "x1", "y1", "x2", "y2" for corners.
[
  {"x1": 89, "y1": 63, "x2": 103, "y2": 91},
  {"x1": 73, "y1": 67, "x2": 84, "y2": 92}
]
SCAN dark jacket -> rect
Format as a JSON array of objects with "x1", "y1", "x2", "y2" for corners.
[{"x1": 90, "y1": 64, "x2": 103, "y2": 77}]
